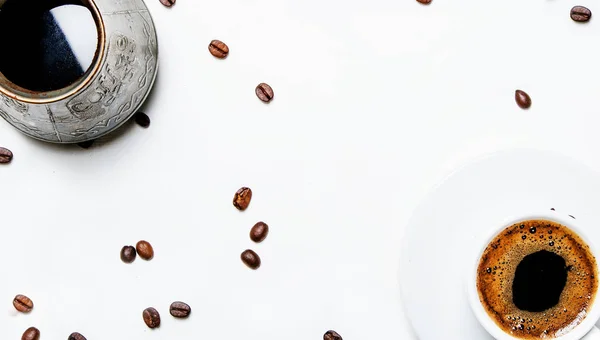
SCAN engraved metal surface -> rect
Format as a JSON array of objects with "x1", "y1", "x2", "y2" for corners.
[{"x1": 0, "y1": 0, "x2": 158, "y2": 143}]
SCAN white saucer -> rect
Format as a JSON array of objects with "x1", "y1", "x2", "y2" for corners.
[{"x1": 400, "y1": 149, "x2": 600, "y2": 340}]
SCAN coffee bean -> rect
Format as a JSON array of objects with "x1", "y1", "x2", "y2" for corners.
[
  {"x1": 68, "y1": 332, "x2": 87, "y2": 340},
  {"x1": 134, "y1": 112, "x2": 151, "y2": 128},
  {"x1": 143, "y1": 307, "x2": 161, "y2": 329},
  {"x1": 120, "y1": 245, "x2": 137, "y2": 263},
  {"x1": 136, "y1": 240, "x2": 154, "y2": 260},
  {"x1": 159, "y1": 0, "x2": 175, "y2": 7},
  {"x1": 571, "y1": 6, "x2": 591, "y2": 22},
  {"x1": 22, "y1": 327, "x2": 40, "y2": 340},
  {"x1": 255, "y1": 83, "x2": 274, "y2": 103},
  {"x1": 515, "y1": 90, "x2": 531, "y2": 109},
  {"x1": 0, "y1": 147, "x2": 13, "y2": 163},
  {"x1": 416, "y1": 0, "x2": 431, "y2": 4},
  {"x1": 208, "y1": 40, "x2": 229, "y2": 59},
  {"x1": 324, "y1": 330, "x2": 343, "y2": 340},
  {"x1": 241, "y1": 249, "x2": 261, "y2": 269},
  {"x1": 169, "y1": 301, "x2": 191, "y2": 318},
  {"x1": 13, "y1": 294, "x2": 33, "y2": 313},
  {"x1": 233, "y1": 187, "x2": 252, "y2": 211},
  {"x1": 77, "y1": 140, "x2": 94, "y2": 149},
  {"x1": 250, "y1": 222, "x2": 269, "y2": 243}
]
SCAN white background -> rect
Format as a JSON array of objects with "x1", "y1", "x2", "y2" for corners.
[{"x1": 2, "y1": 0, "x2": 600, "y2": 339}]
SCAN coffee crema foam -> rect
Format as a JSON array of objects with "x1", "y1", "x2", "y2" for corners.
[{"x1": 477, "y1": 220, "x2": 598, "y2": 339}]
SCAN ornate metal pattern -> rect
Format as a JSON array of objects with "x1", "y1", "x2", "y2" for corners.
[{"x1": 0, "y1": 0, "x2": 158, "y2": 143}]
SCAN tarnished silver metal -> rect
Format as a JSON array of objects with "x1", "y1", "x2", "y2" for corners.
[{"x1": 0, "y1": 0, "x2": 158, "y2": 143}]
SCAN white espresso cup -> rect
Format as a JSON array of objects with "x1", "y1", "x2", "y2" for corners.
[{"x1": 467, "y1": 210, "x2": 600, "y2": 340}]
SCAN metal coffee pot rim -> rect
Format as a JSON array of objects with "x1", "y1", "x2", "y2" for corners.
[{"x1": 0, "y1": 0, "x2": 159, "y2": 144}]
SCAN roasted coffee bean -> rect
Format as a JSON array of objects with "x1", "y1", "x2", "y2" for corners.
[
  {"x1": 250, "y1": 222, "x2": 269, "y2": 243},
  {"x1": 515, "y1": 90, "x2": 531, "y2": 109},
  {"x1": 13, "y1": 294, "x2": 33, "y2": 313},
  {"x1": 22, "y1": 327, "x2": 40, "y2": 340},
  {"x1": 136, "y1": 240, "x2": 154, "y2": 260},
  {"x1": 143, "y1": 307, "x2": 161, "y2": 329},
  {"x1": 241, "y1": 249, "x2": 261, "y2": 269},
  {"x1": 159, "y1": 0, "x2": 175, "y2": 7},
  {"x1": 77, "y1": 140, "x2": 94, "y2": 149},
  {"x1": 571, "y1": 6, "x2": 592, "y2": 22},
  {"x1": 233, "y1": 187, "x2": 252, "y2": 211},
  {"x1": 170, "y1": 301, "x2": 191, "y2": 318},
  {"x1": 255, "y1": 83, "x2": 274, "y2": 103},
  {"x1": 208, "y1": 40, "x2": 229, "y2": 59},
  {"x1": 0, "y1": 147, "x2": 13, "y2": 163},
  {"x1": 68, "y1": 332, "x2": 87, "y2": 340},
  {"x1": 134, "y1": 112, "x2": 151, "y2": 128},
  {"x1": 324, "y1": 330, "x2": 343, "y2": 340},
  {"x1": 416, "y1": 0, "x2": 431, "y2": 4},
  {"x1": 120, "y1": 245, "x2": 137, "y2": 263}
]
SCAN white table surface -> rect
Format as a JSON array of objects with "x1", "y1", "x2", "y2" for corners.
[{"x1": 2, "y1": 0, "x2": 600, "y2": 339}]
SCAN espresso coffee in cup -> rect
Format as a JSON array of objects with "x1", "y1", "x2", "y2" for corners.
[{"x1": 476, "y1": 219, "x2": 598, "y2": 338}]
